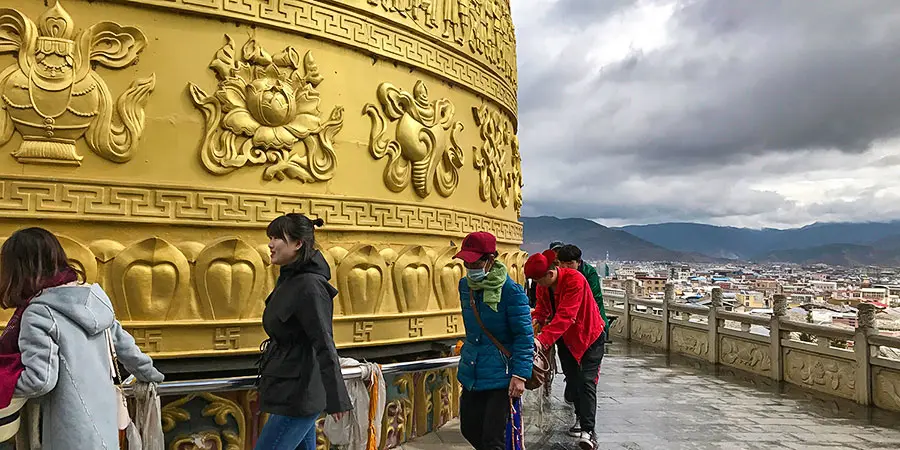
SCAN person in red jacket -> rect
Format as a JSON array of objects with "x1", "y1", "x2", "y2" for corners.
[{"x1": 525, "y1": 251, "x2": 605, "y2": 450}]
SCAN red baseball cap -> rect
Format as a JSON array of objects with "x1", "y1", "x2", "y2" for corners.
[
  {"x1": 524, "y1": 253, "x2": 551, "y2": 280},
  {"x1": 454, "y1": 232, "x2": 497, "y2": 263}
]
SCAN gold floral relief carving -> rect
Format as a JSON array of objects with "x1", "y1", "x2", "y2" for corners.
[
  {"x1": 784, "y1": 349, "x2": 856, "y2": 399},
  {"x1": 170, "y1": 430, "x2": 223, "y2": 450},
  {"x1": 671, "y1": 326, "x2": 708, "y2": 358},
  {"x1": 383, "y1": 373, "x2": 414, "y2": 447},
  {"x1": 631, "y1": 318, "x2": 663, "y2": 345},
  {"x1": 393, "y1": 246, "x2": 433, "y2": 312},
  {"x1": 364, "y1": 0, "x2": 517, "y2": 85},
  {"x1": 0, "y1": 2, "x2": 154, "y2": 166},
  {"x1": 334, "y1": 244, "x2": 387, "y2": 315},
  {"x1": 109, "y1": 237, "x2": 195, "y2": 321},
  {"x1": 432, "y1": 246, "x2": 464, "y2": 310},
  {"x1": 414, "y1": 371, "x2": 438, "y2": 435},
  {"x1": 189, "y1": 35, "x2": 343, "y2": 182},
  {"x1": 161, "y1": 393, "x2": 245, "y2": 450},
  {"x1": 720, "y1": 336, "x2": 772, "y2": 375},
  {"x1": 510, "y1": 135, "x2": 523, "y2": 215},
  {"x1": 472, "y1": 105, "x2": 518, "y2": 211},
  {"x1": 195, "y1": 237, "x2": 266, "y2": 320},
  {"x1": 364, "y1": 81, "x2": 465, "y2": 198}
]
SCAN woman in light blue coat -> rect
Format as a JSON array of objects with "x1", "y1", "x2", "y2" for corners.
[{"x1": 0, "y1": 228, "x2": 164, "y2": 449}]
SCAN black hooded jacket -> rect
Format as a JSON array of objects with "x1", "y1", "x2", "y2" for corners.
[{"x1": 257, "y1": 250, "x2": 351, "y2": 416}]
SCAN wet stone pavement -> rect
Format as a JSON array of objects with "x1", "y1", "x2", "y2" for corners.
[{"x1": 402, "y1": 341, "x2": 900, "y2": 450}]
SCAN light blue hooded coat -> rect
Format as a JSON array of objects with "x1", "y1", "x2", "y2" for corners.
[{"x1": 15, "y1": 283, "x2": 163, "y2": 450}]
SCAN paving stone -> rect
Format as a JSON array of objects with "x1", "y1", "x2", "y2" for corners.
[{"x1": 401, "y1": 342, "x2": 900, "y2": 449}]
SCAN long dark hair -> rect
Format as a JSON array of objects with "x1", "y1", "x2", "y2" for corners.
[
  {"x1": 266, "y1": 213, "x2": 324, "y2": 264},
  {"x1": 0, "y1": 227, "x2": 84, "y2": 308}
]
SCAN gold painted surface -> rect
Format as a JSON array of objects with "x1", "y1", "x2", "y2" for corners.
[
  {"x1": 670, "y1": 326, "x2": 708, "y2": 359},
  {"x1": 108, "y1": 0, "x2": 517, "y2": 120},
  {"x1": 719, "y1": 336, "x2": 772, "y2": 376},
  {"x1": 630, "y1": 317, "x2": 663, "y2": 347},
  {"x1": 0, "y1": 0, "x2": 520, "y2": 357},
  {"x1": 874, "y1": 367, "x2": 900, "y2": 412},
  {"x1": 784, "y1": 349, "x2": 857, "y2": 400}
]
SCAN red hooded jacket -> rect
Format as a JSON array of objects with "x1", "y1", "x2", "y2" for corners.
[{"x1": 532, "y1": 267, "x2": 604, "y2": 363}]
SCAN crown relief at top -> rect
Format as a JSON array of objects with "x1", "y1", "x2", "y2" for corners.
[{"x1": 0, "y1": 1, "x2": 155, "y2": 166}]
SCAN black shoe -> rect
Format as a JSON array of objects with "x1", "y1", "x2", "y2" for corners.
[
  {"x1": 577, "y1": 431, "x2": 597, "y2": 450},
  {"x1": 567, "y1": 422, "x2": 581, "y2": 437}
]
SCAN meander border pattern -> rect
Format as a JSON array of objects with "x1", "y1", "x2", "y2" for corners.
[{"x1": 0, "y1": 175, "x2": 524, "y2": 244}]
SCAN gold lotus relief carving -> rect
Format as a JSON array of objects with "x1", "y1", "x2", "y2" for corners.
[
  {"x1": 0, "y1": 2, "x2": 154, "y2": 166},
  {"x1": 720, "y1": 337, "x2": 772, "y2": 375},
  {"x1": 433, "y1": 246, "x2": 464, "y2": 310},
  {"x1": 364, "y1": 81, "x2": 465, "y2": 198},
  {"x1": 189, "y1": 35, "x2": 343, "y2": 182},
  {"x1": 671, "y1": 327, "x2": 708, "y2": 358},
  {"x1": 784, "y1": 349, "x2": 856, "y2": 399},
  {"x1": 472, "y1": 105, "x2": 519, "y2": 213}
]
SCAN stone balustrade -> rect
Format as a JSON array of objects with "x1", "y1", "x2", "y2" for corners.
[{"x1": 605, "y1": 281, "x2": 900, "y2": 412}]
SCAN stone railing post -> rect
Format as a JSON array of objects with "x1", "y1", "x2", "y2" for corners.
[
  {"x1": 770, "y1": 295, "x2": 787, "y2": 381},
  {"x1": 663, "y1": 282, "x2": 673, "y2": 351},
  {"x1": 624, "y1": 279, "x2": 635, "y2": 341},
  {"x1": 854, "y1": 303, "x2": 878, "y2": 405},
  {"x1": 707, "y1": 287, "x2": 722, "y2": 363}
]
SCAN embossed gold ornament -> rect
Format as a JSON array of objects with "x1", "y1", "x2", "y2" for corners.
[
  {"x1": 189, "y1": 35, "x2": 344, "y2": 182},
  {"x1": 510, "y1": 134, "x2": 522, "y2": 215},
  {"x1": 472, "y1": 105, "x2": 517, "y2": 209},
  {"x1": 364, "y1": 81, "x2": 464, "y2": 198},
  {"x1": 0, "y1": 1, "x2": 155, "y2": 166}
]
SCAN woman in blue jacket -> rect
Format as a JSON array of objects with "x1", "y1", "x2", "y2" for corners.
[{"x1": 455, "y1": 231, "x2": 534, "y2": 450}]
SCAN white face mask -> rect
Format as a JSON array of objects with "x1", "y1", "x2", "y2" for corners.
[{"x1": 467, "y1": 268, "x2": 487, "y2": 282}]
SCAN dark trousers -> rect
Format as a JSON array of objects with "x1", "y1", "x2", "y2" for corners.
[
  {"x1": 460, "y1": 388, "x2": 509, "y2": 450},
  {"x1": 558, "y1": 334, "x2": 605, "y2": 433}
]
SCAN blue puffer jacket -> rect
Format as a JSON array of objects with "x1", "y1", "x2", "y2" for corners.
[{"x1": 457, "y1": 276, "x2": 534, "y2": 391}]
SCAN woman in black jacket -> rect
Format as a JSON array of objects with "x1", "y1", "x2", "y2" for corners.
[{"x1": 255, "y1": 214, "x2": 351, "y2": 450}]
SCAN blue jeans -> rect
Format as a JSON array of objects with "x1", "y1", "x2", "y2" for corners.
[{"x1": 254, "y1": 413, "x2": 319, "y2": 450}]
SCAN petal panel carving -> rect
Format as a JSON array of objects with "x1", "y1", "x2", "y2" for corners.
[
  {"x1": 195, "y1": 238, "x2": 266, "y2": 320},
  {"x1": 432, "y1": 246, "x2": 464, "y2": 310},
  {"x1": 57, "y1": 235, "x2": 98, "y2": 283},
  {"x1": 336, "y1": 245, "x2": 387, "y2": 315},
  {"x1": 110, "y1": 237, "x2": 194, "y2": 321},
  {"x1": 393, "y1": 246, "x2": 433, "y2": 313}
]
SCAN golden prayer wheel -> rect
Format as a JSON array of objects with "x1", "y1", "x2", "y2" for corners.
[{"x1": 0, "y1": 0, "x2": 520, "y2": 447}]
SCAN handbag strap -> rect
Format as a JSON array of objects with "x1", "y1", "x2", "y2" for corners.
[
  {"x1": 469, "y1": 289, "x2": 511, "y2": 358},
  {"x1": 105, "y1": 329, "x2": 123, "y2": 385}
]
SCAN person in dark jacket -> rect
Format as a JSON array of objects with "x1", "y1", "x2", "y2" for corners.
[
  {"x1": 527, "y1": 252, "x2": 605, "y2": 450},
  {"x1": 456, "y1": 231, "x2": 533, "y2": 450},
  {"x1": 255, "y1": 214, "x2": 351, "y2": 450}
]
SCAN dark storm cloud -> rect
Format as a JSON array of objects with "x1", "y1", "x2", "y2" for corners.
[{"x1": 514, "y1": 0, "x2": 900, "y2": 226}]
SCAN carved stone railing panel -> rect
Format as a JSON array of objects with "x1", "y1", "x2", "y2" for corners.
[
  {"x1": 784, "y1": 349, "x2": 857, "y2": 400},
  {"x1": 719, "y1": 335, "x2": 772, "y2": 376},
  {"x1": 671, "y1": 325, "x2": 709, "y2": 359},
  {"x1": 874, "y1": 367, "x2": 900, "y2": 412},
  {"x1": 630, "y1": 317, "x2": 663, "y2": 348}
]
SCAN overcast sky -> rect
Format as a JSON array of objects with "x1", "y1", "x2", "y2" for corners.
[{"x1": 513, "y1": 0, "x2": 900, "y2": 229}]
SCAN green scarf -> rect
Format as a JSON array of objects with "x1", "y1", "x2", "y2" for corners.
[{"x1": 467, "y1": 260, "x2": 508, "y2": 312}]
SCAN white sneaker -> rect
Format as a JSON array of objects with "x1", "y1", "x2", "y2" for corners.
[{"x1": 577, "y1": 431, "x2": 597, "y2": 450}]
